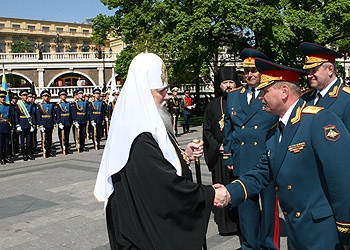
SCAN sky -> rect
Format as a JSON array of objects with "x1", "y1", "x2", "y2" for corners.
[{"x1": 0, "y1": 0, "x2": 116, "y2": 23}]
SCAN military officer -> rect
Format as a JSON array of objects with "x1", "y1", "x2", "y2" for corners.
[
  {"x1": 9, "y1": 92, "x2": 19, "y2": 158},
  {"x1": 71, "y1": 88, "x2": 89, "y2": 152},
  {"x1": 0, "y1": 91, "x2": 14, "y2": 164},
  {"x1": 89, "y1": 88, "x2": 105, "y2": 150},
  {"x1": 28, "y1": 91, "x2": 38, "y2": 154},
  {"x1": 167, "y1": 87, "x2": 181, "y2": 136},
  {"x1": 56, "y1": 89, "x2": 72, "y2": 155},
  {"x1": 300, "y1": 42, "x2": 350, "y2": 131},
  {"x1": 15, "y1": 89, "x2": 35, "y2": 161},
  {"x1": 217, "y1": 58, "x2": 350, "y2": 250},
  {"x1": 36, "y1": 90, "x2": 55, "y2": 158},
  {"x1": 180, "y1": 89, "x2": 195, "y2": 133},
  {"x1": 106, "y1": 91, "x2": 119, "y2": 137},
  {"x1": 222, "y1": 48, "x2": 279, "y2": 250}
]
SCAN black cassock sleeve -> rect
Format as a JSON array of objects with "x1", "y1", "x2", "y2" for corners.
[
  {"x1": 203, "y1": 100, "x2": 222, "y2": 171},
  {"x1": 107, "y1": 132, "x2": 215, "y2": 250}
]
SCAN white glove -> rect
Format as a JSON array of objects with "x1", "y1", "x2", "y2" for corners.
[
  {"x1": 40, "y1": 127, "x2": 45, "y2": 133},
  {"x1": 192, "y1": 104, "x2": 196, "y2": 108},
  {"x1": 105, "y1": 117, "x2": 109, "y2": 122},
  {"x1": 30, "y1": 126, "x2": 35, "y2": 132},
  {"x1": 91, "y1": 121, "x2": 96, "y2": 128},
  {"x1": 173, "y1": 115, "x2": 176, "y2": 119},
  {"x1": 17, "y1": 126, "x2": 22, "y2": 132},
  {"x1": 187, "y1": 106, "x2": 192, "y2": 110},
  {"x1": 59, "y1": 124, "x2": 64, "y2": 130},
  {"x1": 74, "y1": 123, "x2": 79, "y2": 128}
]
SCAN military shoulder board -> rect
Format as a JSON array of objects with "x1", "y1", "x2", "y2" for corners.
[
  {"x1": 302, "y1": 106, "x2": 324, "y2": 115},
  {"x1": 228, "y1": 86, "x2": 243, "y2": 93},
  {"x1": 342, "y1": 86, "x2": 350, "y2": 95}
]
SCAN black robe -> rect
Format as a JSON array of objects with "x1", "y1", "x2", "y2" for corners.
[
  {"x1": 106, "y1": 132, "x2": 214, "y2": 250},
  {"x1": 203, "y1": 96, "x2": 239, "y2": 235}
]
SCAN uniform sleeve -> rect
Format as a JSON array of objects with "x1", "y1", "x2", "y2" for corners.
[
  {"x1": 36, "y1": 105, "x2": 41, "y2": 127},
  {"x1": 223, "y1": 93, "x2": 234, "y2": 166},
  {"x1": 15, "y1": 105, "x2": 20, "y2": 127},
  {"x1": 226, "y1": 149, "x2": 272, "y2": 209},
  {"x1": 311, "y1": 110, "x2": 350, "y2": 245},
  {"x1": 203, "y1": 103, "x2": 221, "y2": 171},
  {"x1": 71, "y1": 103, "x2": 77, "y2": 122}
]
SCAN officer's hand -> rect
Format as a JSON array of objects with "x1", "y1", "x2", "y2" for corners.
[
  {"x1": 16, "y1": 126, "x2": 22, "y2": 132},
  {"x1": 226, "y1": 165, "x2": 233, "y2": 170},
  {"x1": 59, "y1": 124, "x2": 64, "y2": 130},
  {"x1": 30, "y1": 126, "x2": 35, "y2": 132},
  {"x1": 192, "y1": 104, "x2": 196, "y2": 108},
  {"x1": 74, "y1": 123, "x2": 79, "y2": 128},
  {"x1": 105, "y1": 117, "x2": 109, "y2": 122},
  {"x1": 187, "y1": 106, "x2": 192, "y2": 110},
  {"x1": 40, "y1": 127, "x2": 45, "y2": 133},
  {"x1": 219, "y1": 144, "x2": 224, "y2": 153},
  {"x1": 91, "y1": 121, "x2": 96, "y2": 128},
  {"x1": 213, "y1": 183, "x2": 231, "y2": 208}
]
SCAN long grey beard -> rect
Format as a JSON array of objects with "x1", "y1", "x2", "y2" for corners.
[{"x1": 158, "y1": 104, "x2": 174, "y2": 134}]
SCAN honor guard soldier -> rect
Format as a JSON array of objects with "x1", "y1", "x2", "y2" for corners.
[
  {"x1": 219, "y1": 58, "x2": 350, "y2": 250},
  {"x1": 167, "y1": 87, "x2": 181, "y2": 136},
  {"x1": 56, "y1": 89, "x2": 72, "y2": 155},
  {"x1": 223, "y1": 49, "x2": 280, "y2": 250},
  {"x1": 71, "y1": 89, "x2": 89, "y2": 152},
  {"x1": 0, "y1": 91, "x2": 14, "y2": 164},
  {"x1": 37, "y1": 90, "x2": 55, "y2": 158},
  {"x1": 84, "y1": 93, "x2": 92, "y2": 140},
  {"x1": 15, "y1": 89, "x2": 35, "y2": 161},
  {"x1": 89, "y1": 88, "x2": 105, "y2": 150},
  {"x1": 28, "y1": 91, "x2": 38, "y2": 154},
  {"x1": 180, "y1": 89, "x2": 196, "y2": 133},
  {"x1": 300, "y1": 42, "x2": 350, "y2": 131},
  {"x1": 9, "y1": 92, "x2": 19, "y2": 158}
]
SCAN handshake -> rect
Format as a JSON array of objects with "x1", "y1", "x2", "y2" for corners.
[{"x1": 213, "y1": 184, "x2": 231, "y2": 208}]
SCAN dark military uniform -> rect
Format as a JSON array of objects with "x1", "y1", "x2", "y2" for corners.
[
  {"x1": 9, "y1": 92, "x2": 19, "y2": 158},
  {"x1": 89, "y1": 88, "x2": 105, "y2": 150},
  {"x1": 55, "y1": 90, "x2": 72, "y2": 155},
  {"x1": 167, "y1": 88, "x2": 181, "y2": 136},
  {"x1": 15, "y1": 89, "x2": 35, "y2": 161},
  {"x1": 223, "y1": 49, "x2": 279, "y2": 250},
  {"x1": 29, "y1": 92, "x2": 38, "y2": 154},
  {"x1": 36, "y1": 90, "x2": 55, "y2": 158},
  {"x1": 71, "y1": 89, "x2": 89, "y2": 152},
  {"x1": 0, "y1": 91, "x2": 14, "y2": 164},
  {"x1": 300, "y1": 42, "x2": 350, "y2": 132},
  {"x1": 227, "y1": 100, "x2": 350, "y2": 249}
]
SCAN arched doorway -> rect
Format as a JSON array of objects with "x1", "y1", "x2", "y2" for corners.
[
  {"x1": 49, "y1": 73, "x2": 94, "y2": 87},
  {"x1": 1, "y1": 73, "x2": 33, "y2": 88}
]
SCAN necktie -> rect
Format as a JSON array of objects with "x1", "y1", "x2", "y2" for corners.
[
  {"x1": 249, "y1": 88, "x2": 255, "y2": 107},
  {"x1": 278, "y1": 121, "x2": 285, "y2": 135},
  {"x1": 315, "y1": 93, "x2": 322, "y2": 105}
]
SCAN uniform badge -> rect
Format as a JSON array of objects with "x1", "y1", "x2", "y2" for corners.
[
  {"x1": 323, "y1": 125, "x2": 340, "y2": 141},
  {"x1": 219, "y1": 114, "x2": 224, "y2": 131},
  {"x1": 288, "y1": 142, "x2": 305, "y2": 153}
]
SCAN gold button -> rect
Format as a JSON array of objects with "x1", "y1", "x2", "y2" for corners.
[
  {"x1": 275, "y1": 186, "x2": 279, "y2": 191},
  {"x1": 295, "y1": 212, "x2": 301, "y2": 218},
  {"x1": 283, "y1": 211, "x2": 287, "y2": 215},
  {"x1": 254, "y1": 142, "x2": 258, "y2": 146},
  {"x1": 241, "y1": 125, "x2": 245, "y2": 129},
  {"x1": 233, "y1": 111, "x2": 236, "y2": 116},
  {"x1": 241, "y1": 142, "x2": 245, "y2": 145},
  {"x1": 254, "y1": 126, "x2": 258, "y2": 129},
  {"x1": 287, "y1": 185, "x2": 292, "y2": 190}
]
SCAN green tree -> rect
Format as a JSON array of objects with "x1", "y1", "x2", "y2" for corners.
[
  {"x1": 10, "y1": 38, "x2": 34, "y2": 53},
  {"x1": 93, "y1": 0, "x2": 350, "y2": 94}
]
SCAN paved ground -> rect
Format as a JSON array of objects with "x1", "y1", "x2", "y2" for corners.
[{"x1": 0, "y1": 125, "x2": 288, "y2": 250}]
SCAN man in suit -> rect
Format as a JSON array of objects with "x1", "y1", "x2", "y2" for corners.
[
  {"x1": 223, "y1": 49, "x2": 279, "y2": 250},
  {"x1": 300, "y1": 42, "x2": 350, "y2": 131},
  {"x1": 216, "y1": 58, "x2": 350, "y2": 250}
]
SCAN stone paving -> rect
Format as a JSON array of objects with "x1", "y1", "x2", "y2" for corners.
[{"x1": 0, "y1": 125, "x2": 288, "y2": 250}]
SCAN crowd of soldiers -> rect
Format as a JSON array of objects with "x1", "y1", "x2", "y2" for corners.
[{"x1": 0, "y1": 87, "x2": 119, "y2": 164}]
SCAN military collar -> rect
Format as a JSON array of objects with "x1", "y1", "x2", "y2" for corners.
[{"x1": 318, "y1": 77, "x2": 338, "y2": 98}]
